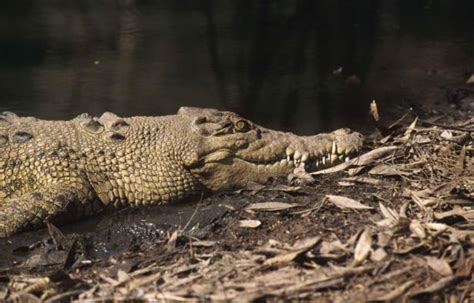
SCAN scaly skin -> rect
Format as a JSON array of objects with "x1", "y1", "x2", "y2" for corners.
[{"x1": 0, "y1": 107, "x2": 363, "y2": 237}]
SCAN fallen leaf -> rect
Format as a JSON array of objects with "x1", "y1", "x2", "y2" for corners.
[
  {"x1": 409, "y1": 220, "x2": 426, "y2": 239},
  {"x1": 264, "y1": 185, "x2": 301, "y2": 192},
  {"x1": 440, "y1": 130, "x2": 453, "y2": 140},
  {"x1": 369, "y1": 100, "x2": 379, "y2": 122},
  {"x1": 166, "y1": 230, "x2": 179, "y2": 252},
  {"x1": 409, "y1": 276, "x2": 457, "y2": 297},
  {"x1": 353, "y1": 228, "x2": 372, "y2": 265},
  {"x1": 466, "y1": 74, "x2": 474, "y2": 84},
  {"x1": 369, "y1": 279, "x2": 416, "y2": 301},
  {"x1": 320, "y1": 239, "x2": 349, "y2": 255},
  {"x1": 326, "y1": 195, "x2": 373, "y2": 210},
  {"x1": 370, "y1": 247, "x2": 388, "y2": 262},
  {"x1": 401, "y1": 117, "x2": 418, "y2": 140},
  {"x1": 263, "y1": 237, "x2": 320, "y2": 268},
  {"x1": 293, "y1": 236, "x2": 322, "y2": 251},
  {"x1": 424, "y1": 222, "x2": 448, "y2": 234},
  {"x1": 425, "y1": 256, "x2": 453, "y2": 277},
  {"x1": 434, "y1": 207, "x2": 473, "y2": 220},
  {"x1": 47, "y1": 222, "x2": 67, "y2": 250},
  {"x1": 456, "y1": 256, "x2": 473, "y2": 278},
  {"x1": 341, "y1": 177, "x2": 384, "y2": 186},
  {"x1": 369, "y1": 164, "x2": 409, "y2": 176},
  {"x1": 376, "y1": 203, "x2": 399, "y2": 227},
  {"x1": 239, "y1": 220, "x2": 262, "y2": 228},
  {"x1": 347, "y1": 166, "x2": 365, "y2": 176},
  {"x1": 410, "y1": 190, "x2": 437, "y2": 208},
  {"x1": 337, "y1": 181, "x2": 355, "y2": 187},
  {"x1": 117, "y1": 270, "x2": 131, "y2": 284},
  {"x1": 246, "y1": 202, "x2": 298, "y2": 212},
  {"x1": 192, "y1": 240, "x2": 216, "y2": 247},
  {"x1": 288, "y1": 166, "x2": 315, "y2": 185}
]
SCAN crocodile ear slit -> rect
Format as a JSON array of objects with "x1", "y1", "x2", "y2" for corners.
[{"x1": 11, "y1": 131, "x2": 33, "y2": 143}]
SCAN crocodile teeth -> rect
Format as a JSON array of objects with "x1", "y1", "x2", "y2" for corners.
[
  {"x1": 345, "y1": 156, "x2": 350, "y2": 162},
  {"x1": 294, "y1": 150, "x2": 302, "y2": 161},
  {"x1": 331, "y1": 141, "x2": 337, "y2": 155},
  {"x1": 301, "y1": 152, "x2": 309, "y2": 162},
  {"x1": 322, "y1": 157, "x2": 326, "y2": 165},
  {"x1": 293, "y1": 150, "x2": 302, "y2": 166}
]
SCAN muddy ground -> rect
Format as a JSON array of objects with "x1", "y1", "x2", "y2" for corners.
[{"x1": 0, "y1": 104, "x2": 473, "y2": 302}]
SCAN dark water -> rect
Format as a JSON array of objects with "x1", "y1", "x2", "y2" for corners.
[
  {"x1": 1, "y1": 1, "x2": 474, "y2": 265},
  {"x1": 1, "y1": 1, "x2": 473, "y2": 134}
]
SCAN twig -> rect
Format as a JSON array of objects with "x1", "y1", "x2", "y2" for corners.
[
  {"x1": 418, "y1": 119, "x2": 473, "y2": 132},
  {"x1": 182, "y1": 192, "x2": 204, "y2": 231},
  {"x1": 44, "y1": 290, "x2": 83, "y2": 303}
]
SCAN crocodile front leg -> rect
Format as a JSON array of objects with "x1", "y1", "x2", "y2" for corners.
[{"x1": 0, "y1": 182, "x2": 100, "y2": 237}]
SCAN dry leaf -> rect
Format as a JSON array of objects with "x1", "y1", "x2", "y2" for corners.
[
  {"x1": 369, "y1": 164, "x2": 409, "y2": 176},
  {"x1": 410, "y1": 190, "x2": 437, "y2": 208},
  {"x1": 456, "y1": 256, "x2": 473, "y2": 278},
  {"x1": 370, "y1": 247, "x2": 388, "y2": 262},
  {"x1": 424, "y1": 222, "x2": 448, "y2": 234},
  {"x1": 338, "y1": 181, "x2": 355, "y2": 186},
  {"x1": 370, "y1": 280, "x2": 416, "y2": 301},
  {"x1": 192, "y1": 240, "x2": 216, "y2": 247},
  {"x1": 425, "y1": 256, "x2": 453, "y2": 277},
  {"x1": 292, "y1": 236, "x2": 322, "y2": 251},
  {"x1": 347, "y1": 166, "x2": 365, "y2": 176},
  {"x1": 353, "y1": 146, "x2": 399, "y2": 166},
  {"x1": 239, "y1": 220, "x2": 262, "y2": 228},
  {"x1": 341, "y1": 177, "x2": 384, "y2": 186},
  {"x1": 434, "y1": 207, "x2": 473, "y2": 220},
  {"x1": 409, "y1": 276, "x2": 456, "y2": 297},
  {"x1": 265, "y1": 185, "x2": 302, "y2": 192},
  {"x1": 402, "y1": 117, "x2": 418, "y2": 140},
  {"x1": 166, "y1": 230, "x2": 179, "y2": 252},
  {"x1": 246, "y1": 202, "x2": 298, "y2": 212},
  {"x1": 326, "y1": 195, "x2": 373, "y2": 210},
  {"x1": 263, "y1": 237, "x2": 320, "y2": 268},
  {"x1": 466, "y1": 74, "x2": 474, "y2": 84},
  {"x1": 289, "y1": 165, "x2": 315, "y2": 184},
  {"x1": 353, "y1": 228, "x2": 372, "y2": 265},
  {"x1": 376, "y1": 203, "x2": 399, "y2": 227},
  {"x1": 409, "y1": 220, "x2": 426, "y2": 239},
  {"x1": 369, "y1": 100, "x2": 379, "y2": 122},
  {"x1": 320, "y1": 239, "x2": 349, "y2": 255},
  {"x1": 117, "y1": 270, "x2": 131, "y2": 284}
]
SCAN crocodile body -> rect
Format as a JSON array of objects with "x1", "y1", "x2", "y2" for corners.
[{"x1": 0, "y1": 107, "x2": 363, "y2": 237}]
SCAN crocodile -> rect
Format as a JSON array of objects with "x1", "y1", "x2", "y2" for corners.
[{"x1": 0, "y1": 107, "x2": 363, "y2": 237}]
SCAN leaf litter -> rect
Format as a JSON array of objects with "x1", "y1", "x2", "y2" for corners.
[{"x1": 0, "y1": 111, "x2": 473, "y2": 302}]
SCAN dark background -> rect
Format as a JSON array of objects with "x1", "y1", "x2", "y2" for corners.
[{"x1": 1, "y1": 0, "x2": 473, "y2": 134}]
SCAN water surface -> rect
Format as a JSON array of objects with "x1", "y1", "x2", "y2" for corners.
[{"x1": 1, "y1": 1, "x2": 473, "y2": 134}]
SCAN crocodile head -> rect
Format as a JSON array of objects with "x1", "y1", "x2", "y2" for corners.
[{"x1": 178, "y1": 107, "x2": 363, "y2": 191}]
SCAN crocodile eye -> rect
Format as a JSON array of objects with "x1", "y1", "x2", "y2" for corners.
[{"x1": 234, "y1": 120, "x2": 251, "y2": 132}]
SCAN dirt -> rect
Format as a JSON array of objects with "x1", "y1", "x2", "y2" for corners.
[{"x1": 0, "y1": 104, "x2": 473, "y2": 302}]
